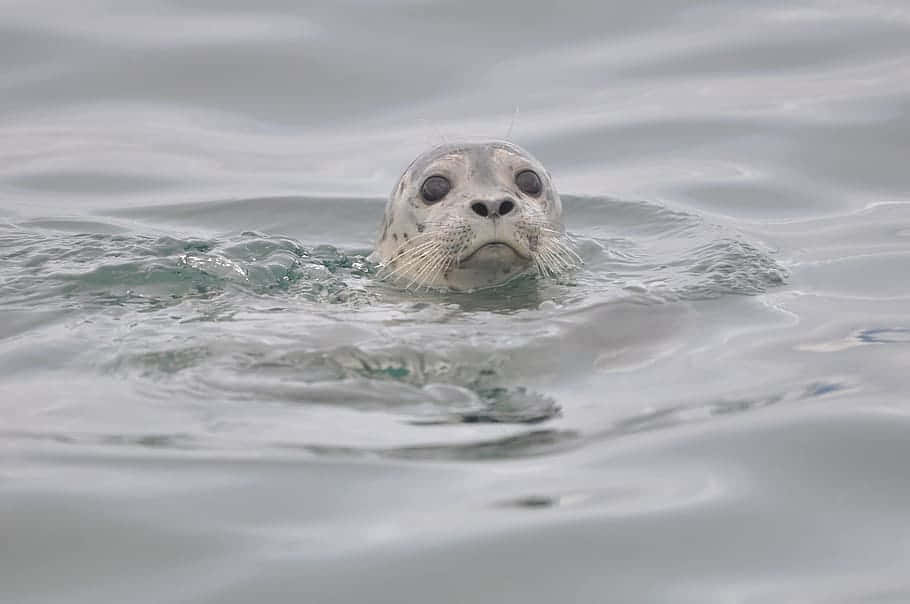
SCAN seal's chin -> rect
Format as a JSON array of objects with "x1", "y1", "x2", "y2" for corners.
[
  {"x1": 460, "y1": 242, "x2": 525, "y2": 267},
  {"x1": 446, "y1": 242, "x2": 532, "y2": 290}
]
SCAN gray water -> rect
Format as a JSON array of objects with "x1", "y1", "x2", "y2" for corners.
[{"x1": 2, "y1": 2, "x2": 910, "y2": 602}]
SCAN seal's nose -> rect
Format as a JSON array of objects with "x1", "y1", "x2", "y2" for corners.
[{"x1": 470, "y1": 198, "x2": 515, "y2": 218}]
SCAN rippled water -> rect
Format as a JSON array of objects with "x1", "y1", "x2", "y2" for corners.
[{"x1": 3, "y1": 2, "x2": 910, "y2": 603}]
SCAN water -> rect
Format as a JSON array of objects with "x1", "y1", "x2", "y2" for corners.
[{"x1": 2, "y1": 2, "x2": 910, "y2": 602}]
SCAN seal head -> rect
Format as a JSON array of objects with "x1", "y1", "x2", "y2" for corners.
[{"x1": 375, "y1": 140, "x2": 579, "y2": 291}]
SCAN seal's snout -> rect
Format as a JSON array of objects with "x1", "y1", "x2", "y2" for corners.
[{"x1": 470, "y1": 198, "x2": 516, "y2": 218}]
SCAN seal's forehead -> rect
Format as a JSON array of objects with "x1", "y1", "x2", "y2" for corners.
[{"x1": 404, "y1": 140, "x2": 538, "y2": 176}]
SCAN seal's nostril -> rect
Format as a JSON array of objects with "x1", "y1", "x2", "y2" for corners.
[
  {"x1": 499, "y1": 200, "x2": 515, "y2": 216},
  {"x1": 471, "y1": 202, "x2": 489, "y2": 217}
]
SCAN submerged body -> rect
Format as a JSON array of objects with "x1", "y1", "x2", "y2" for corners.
[{"x1": 374, "y1": 140, "x2": 580, "y2": 291}]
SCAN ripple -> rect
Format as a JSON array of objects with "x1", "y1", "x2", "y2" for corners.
[
  {"x1": 857, "y1": 328, "x2": 910, "y2": 344},
  {"x1": 379, "y1": 429, "x2": 581, "y2": 461},
  {"x1": 0, "y1": 225, "x2": 375, "y2": 311},
  {"x1": 0, "y1": 204, "x2": 789, "y2": 437},
  {"x1": 130, "y1": 343, "x2": 562, "y2": 426},
  {"x1": 567, "y1": 196, "x2": 788, "y2": 300}
]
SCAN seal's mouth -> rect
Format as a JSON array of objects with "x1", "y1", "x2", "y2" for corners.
[{"x1": 459, "y1": 241, "x2": 529, "y2": 264}]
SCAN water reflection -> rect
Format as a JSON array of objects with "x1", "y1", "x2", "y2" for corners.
[{"x1": 3, "y1": 1, "x2": 910, "y2": 602}]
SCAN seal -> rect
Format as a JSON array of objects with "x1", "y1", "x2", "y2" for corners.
[{"x1": 374, "y1": 140, "x2": 580, "y2": 291}]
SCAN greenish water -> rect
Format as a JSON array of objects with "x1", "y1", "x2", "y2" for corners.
[
  {"x1": 3, "y1": 2, "x2": 910, "y2": 603},
  {"x1": 1, "y1": 196, "x2": 787, "y2": 444}
]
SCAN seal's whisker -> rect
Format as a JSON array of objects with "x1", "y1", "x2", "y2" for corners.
[
  {"x1": 534, "y1": 249, "x2": 554, "y2": 274},
  {"x1": 536, "y1": 226, "x2": 575, "y2": 241},
  {"x1": 537, "y1": 241, "x2": 578, "y2": 276},
  {"x1": 544, "y1": 241, "x2": 579, "y2": 269},
  {"x1": 381, "y1": 251, "x2": 428, "y2": 276},
  {"x1": 539, "y1": 254, "x2": 562, "y2": 277},
  {"x1": 537, "y1": 238, "x2": 564, "y2": 263},
  {"x1": 407, "y1": 251, "x2": 451, "y2": 290},
  {"x1": 380, "y1": 246, "x2": 443, "y2": 280},
  {"x1": 384, "y1": 245, "x2": 433, "y2": 269},
  {"x1": 537, "y1": 226, "x2": 577, "y2": 242},
  {"x1": 534, "y1": 255, "x2": 554, "y2": 278},
  {"x1": 389, "y1": 234, "x2": 447, "y2": 259},
  {"x1": 538, "y1": 249, "x2": 564, "y2": 275},
  {"x1": 383, "y1": 248, "x2": 444, "y2": 281},
  {"x1": 537, "y1": 229, "x2": 583, "y2": 266},
  {"x1": 540, "y1": 227, "x2": 574, "y2": 240},
  {"x1": 552, "y1": 249, "x2": 579, "y2": 272},
  {"x1": 388, "y1": 235, "x2": 439, "y2": 259},
  {"x1": 552, "y1": 239, "x2": 584, "y2": 267},
  {"x1": 379, "y1": 216, "x2": 472, "y2": 287},
  {"x1": 420, "y1": 256, "x2": 454, "y2": 291},
  {"x1": 405, "y1": 245, "x2": 450, "y2": 286},
  {"x1": 407, "y1": 256, "x2": 442, "y2": 289},
  {"x1": 555, "y1": 238, "x2": 583, "y2": 261},
  {"x1": 389, "y1": 243, "x2": 439, "y2": 267}
]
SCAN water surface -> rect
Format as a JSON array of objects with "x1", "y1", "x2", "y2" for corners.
[{"x1": 2, "y1": 2, "x2": 910, "y2": 603}]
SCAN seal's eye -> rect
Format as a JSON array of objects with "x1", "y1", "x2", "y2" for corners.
[
  {"x1": 515, "y1": 170, "x2": 542, "y2": 196},
  {"x1": 420, "y1": 175, "x2": 451, "y2": 204}
]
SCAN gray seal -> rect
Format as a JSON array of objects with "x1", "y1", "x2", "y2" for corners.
[{"x1": 374, "y1": 140, "x2": 580, "y2": 291}]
